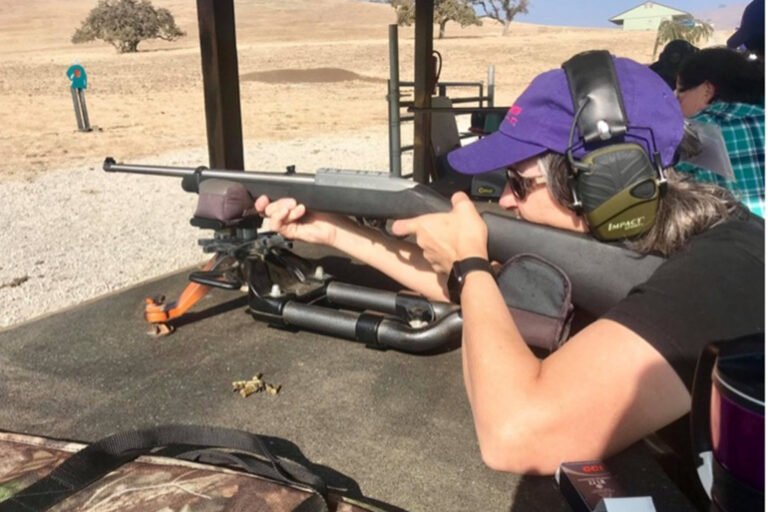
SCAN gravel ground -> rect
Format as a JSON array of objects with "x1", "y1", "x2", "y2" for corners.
[{"x1": 0, "y1": 127, "x2": 413, "y2": 328}]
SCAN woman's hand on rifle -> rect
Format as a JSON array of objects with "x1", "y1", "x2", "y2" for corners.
[
  {"x1": 255, "y1": 195, "x2": 450, "y2": 302},
  {"x1": 255, "y1": 196, "x2": 355, "y2": 246},
  {"x1": 392, "y1": 192, "x2": 488, "y2": 274}
]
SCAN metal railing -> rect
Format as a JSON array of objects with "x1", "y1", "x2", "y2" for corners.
[{"x1": 387, "y1": 25, "x2": 495, "y2": 178}]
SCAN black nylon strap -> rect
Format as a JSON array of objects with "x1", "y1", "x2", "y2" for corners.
[
  {"x1": 293, "y1": 494, "x2": 330, "y2": 512},
  {"x1": 172, "y1": 447, "x2": 327, "y2": 496},
  {"x1": 0, "y1": 425, "x2": 328, "y2": 512}
]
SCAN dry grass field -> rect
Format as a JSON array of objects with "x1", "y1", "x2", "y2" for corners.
[
  {"x1": 0, "y1": 1, "x2": 734, "y2": 327},
  {"x1": 0, "y1": 0, "x2": 731, "y2": 182}
]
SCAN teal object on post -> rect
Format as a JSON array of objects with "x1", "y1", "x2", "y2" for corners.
[{"x1": 67, "y1": 64, "x2": 87, "y2": 89}]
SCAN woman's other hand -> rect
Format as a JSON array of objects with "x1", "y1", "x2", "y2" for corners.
[
  {"x1": 391, "y1": 192, "x2": 488, "y2": 274},
  {"x1": 255, "y1": 195, "x2": 349, "y2": 246}
]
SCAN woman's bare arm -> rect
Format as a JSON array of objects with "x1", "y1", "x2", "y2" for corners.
[{"x1": 256, "y1": 196, "x2": 449, "y2": 301}]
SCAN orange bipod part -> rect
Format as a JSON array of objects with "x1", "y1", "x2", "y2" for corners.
[{"x1": 144, "y1": 257, "x2": 217, "y2": 337}]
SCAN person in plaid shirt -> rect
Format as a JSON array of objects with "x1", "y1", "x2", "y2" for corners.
[{"x1": 674, "y1": 47, "x2": 765, "y2": 217}]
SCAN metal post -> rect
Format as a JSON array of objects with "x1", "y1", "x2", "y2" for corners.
[
  {"x1": 413, "y1": 0, "x2": 434, "y2": 183},
  {"x1": 70, "y1": 88, "x2": 84, "y2": 131},
  {"x1": 78, "y1": 89, "x2": 91, "y2": 131},
  {"x1": 387, "y1": 25, "x2": 402, "y2": 178},
  {"x1": 196, "y1": 0, "x2": 244, "y2": 170},
  {"x1": 487, "y1": 65, "x2": 495, "y2": 107}
]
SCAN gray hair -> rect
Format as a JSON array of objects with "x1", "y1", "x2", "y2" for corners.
[{"x1": 538, "y1": 149, "x2": 740, "y2": 256}]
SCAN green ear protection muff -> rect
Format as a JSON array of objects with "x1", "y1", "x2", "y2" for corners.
[{"x1": 562, "y1": 50, "x2": 667, "y2": 241}]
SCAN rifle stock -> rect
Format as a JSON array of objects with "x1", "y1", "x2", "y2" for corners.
[
  {"x1": 483, "y1": 212, "x2": 664, "y2": 317},
  {"x1": 104, "y1": 158, "x2": 665, "y2": 317}
]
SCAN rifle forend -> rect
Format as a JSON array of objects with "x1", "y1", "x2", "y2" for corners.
[{"x1": 103, "y1": 157, "x2": 452, "y2": 220}]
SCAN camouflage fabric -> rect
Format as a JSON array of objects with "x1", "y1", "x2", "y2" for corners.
[{"x1": 0, "y1": 432, "x2": 380, "y2": 512}]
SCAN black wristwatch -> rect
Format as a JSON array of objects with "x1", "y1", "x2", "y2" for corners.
[{"x1": 447, "y1": 257, "x2": 493, "y2": 304}]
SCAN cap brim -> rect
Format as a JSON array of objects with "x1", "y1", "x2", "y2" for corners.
[
  {"x1": 446, "y1": 130, "x2": 549, "y2": 175},
  {"x1": 727, "y1": 28, "x2": 748, "y2": 48}
]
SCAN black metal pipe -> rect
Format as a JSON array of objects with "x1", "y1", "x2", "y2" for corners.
[
  {"x1": 377, "y1": 310, "x2": 462, "y2": 352},
  {"x1": 281, "y1": 302, "x2": 461, "y2": 353},
  {"x1": 327, "y1": 282, "x2": 396, "y2": 313},
  {"x1": 282, "y1": 303, "x2": 361, "y2": 340},
  {"x1": 326, "y1": 282, "x2": 455, "y2": 318}
]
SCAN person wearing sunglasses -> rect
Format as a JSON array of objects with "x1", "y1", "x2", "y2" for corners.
[
  {"x1": 255, "y1": 54, "x2": 763, "y2": 475},
  {"x1": 505, "y1": 165, "x2": 546, "y2": 200}
]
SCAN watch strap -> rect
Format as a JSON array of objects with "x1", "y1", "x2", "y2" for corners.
[{"x1": 448, "y1": 257, "x2": 493, "y2": 304}]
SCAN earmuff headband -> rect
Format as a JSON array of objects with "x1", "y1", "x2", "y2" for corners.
[{"x1": 562, "y1": 50, "x2": 628, "y2": 144}]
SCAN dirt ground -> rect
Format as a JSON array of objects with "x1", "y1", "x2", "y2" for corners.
[{"x1": 0, "y1": 0, "x2": 731, "y2": 182}]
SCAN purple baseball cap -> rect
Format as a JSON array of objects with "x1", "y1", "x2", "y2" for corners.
[{"x1": 447, "y1": 55, "x2": 684, "y2": 175}]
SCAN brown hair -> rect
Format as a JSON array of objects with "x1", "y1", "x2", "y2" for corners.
[{"x1": 539, "y1": 152, "x2": 740, "y2": 256}]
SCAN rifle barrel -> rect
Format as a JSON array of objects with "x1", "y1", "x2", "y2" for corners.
[
  {"x1": 103, "y1": 157, "x2": 316, "y2": 186},
  {"x1": 103, "y1": 157, "x2": 452, "y2": 219}
]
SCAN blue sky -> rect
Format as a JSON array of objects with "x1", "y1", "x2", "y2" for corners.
[{"x1": 512, "y1": 1, "x2": 745, "y2": 27}]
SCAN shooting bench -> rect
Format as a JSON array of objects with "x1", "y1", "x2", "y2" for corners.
[{"x1": 0, "y1": 247, "x2": 697, "y2": 511}]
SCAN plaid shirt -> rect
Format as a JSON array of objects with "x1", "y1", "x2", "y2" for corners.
[{"x1": 676, "y1": 102, "x2": 765, "y2": 217}]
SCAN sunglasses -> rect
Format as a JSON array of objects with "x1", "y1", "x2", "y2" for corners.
[{"x1": 505, "y1": 167, "x2": 547, "y2": 200}]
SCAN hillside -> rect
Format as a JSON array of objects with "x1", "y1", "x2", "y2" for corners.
[
  {"x1": 696, "y1": 2, "x2": 748, "y2": 31},
  {"x1": 0, "y1": 0, "x2": 731, "y2": 181}
]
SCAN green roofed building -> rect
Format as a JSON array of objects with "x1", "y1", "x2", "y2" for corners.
[{"x1": 609, "y1": 1, "x2": 691, "y2": 31}]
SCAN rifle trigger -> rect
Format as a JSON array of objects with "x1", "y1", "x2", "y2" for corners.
[{"x1": 360, "y1": 218, "x2": 408, "y2": 241}]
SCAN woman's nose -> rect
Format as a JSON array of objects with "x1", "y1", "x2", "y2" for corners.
[{"x1": 498, "y1": 182, "x2": 518, "y2": 210}]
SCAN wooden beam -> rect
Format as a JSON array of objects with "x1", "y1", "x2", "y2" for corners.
[
  {"x1": 413, "y1": 0, "x2": 434, "y2": 183},
  {"x1": 196, "y1": 0, "x2": 244, "y2": 170}
]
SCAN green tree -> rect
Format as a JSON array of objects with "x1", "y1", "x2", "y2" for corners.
[
  {"x1": 390, "y1": 0, "x2": 482, "y2": 39},
  {"x1": 653, "y1": 17, "x2": 714, "y2": 58},
  {"x1": 471, "y1": 0, "x2": 529, "y2": 36},
  {"x1": 72, "y1": 0, "x2": 185, "y2": 53}
]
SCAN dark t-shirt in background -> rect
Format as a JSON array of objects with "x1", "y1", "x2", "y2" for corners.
[{"x1": 604, "y1": 215, "x2": 764, "y2": 390}]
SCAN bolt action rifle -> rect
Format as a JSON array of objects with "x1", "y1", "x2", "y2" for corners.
[{"x1": 104, "y1": 157, "x2": 664, "y2": 350}]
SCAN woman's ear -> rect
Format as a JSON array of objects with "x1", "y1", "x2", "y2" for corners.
[{"x1": 703, "y1": 80, "x2": 716, "y2": 103}]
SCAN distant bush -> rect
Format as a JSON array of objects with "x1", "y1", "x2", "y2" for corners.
[
  {"x1": 390, "y1": 0, "x2": 481, "y2": 39},
  {"x1": 653, "y1": 17, "x2": 714, "y2": 58},
  {"x1": 72, "y1": 0, "x2": 185, "y2": 53},
  {"x1": 471, "y1": 0, "x2": 529, "y2": 36}
]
